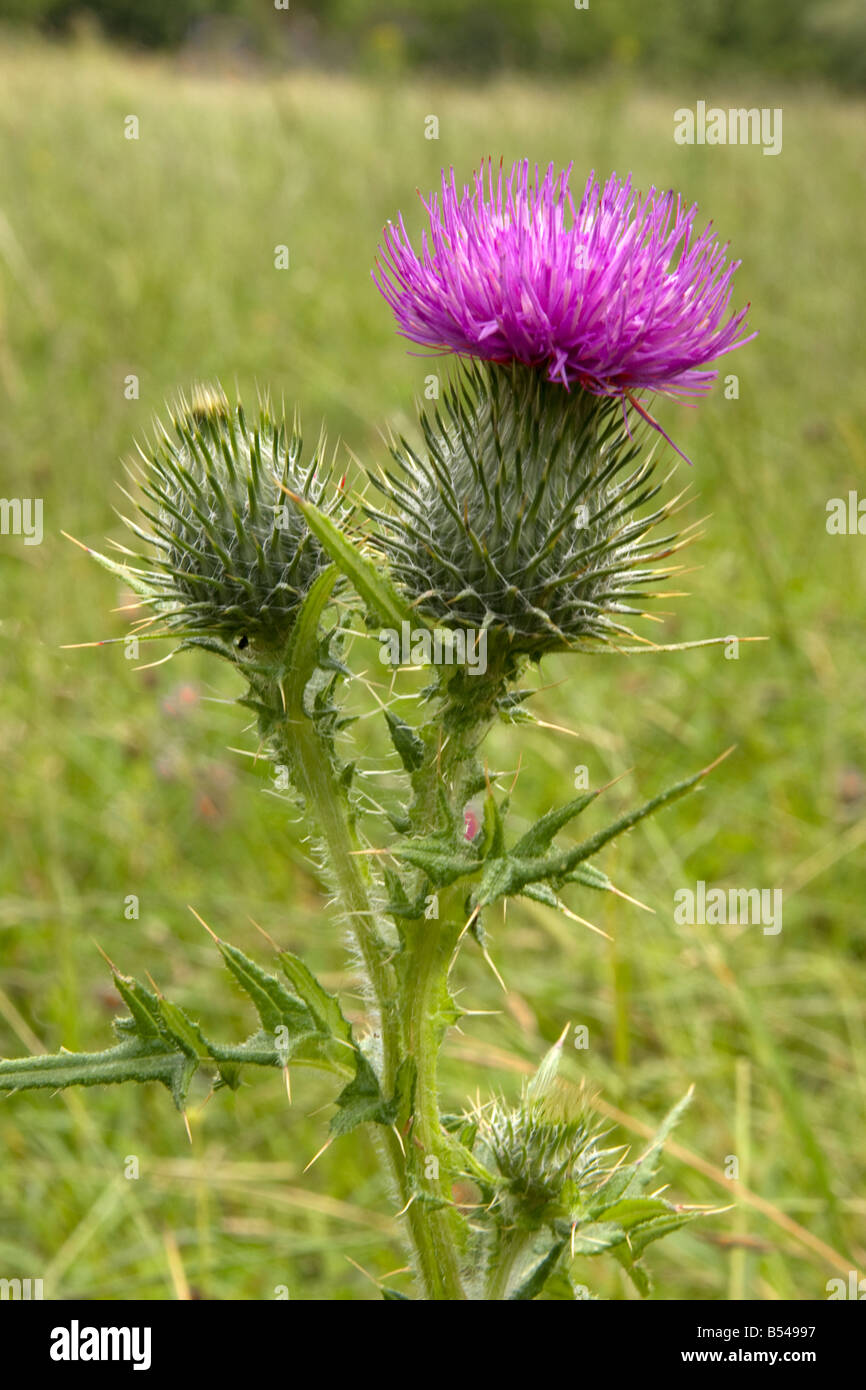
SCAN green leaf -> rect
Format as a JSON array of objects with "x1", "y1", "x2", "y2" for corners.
[
  {"x1": 67, "y1": 539, "x2": 156, "y2": 599},
  {"x1": 1, "y1": 937, "x2": 359, "y2": 1113},
  {"x1": 384, "y1": 710, "x2": 425, "y2": 773},
  {"x1": 218, "y1": 940, "x2": 314, "y2": 1037},
  {"x1": 623, "y1": 1087, "x2": 694, "y2": 1197},
  {"x1": 568, "y1": 1221, "x2": 627, "y2": 1255},
  {"x1": 381, "y1": 864, "x2": 424, "y2": 920},
  {"x1": 395, "y1": 840, "x2": 482, "y2": 889},
  {"x1": 510, "y1": 791, "x2": 600, "y2": 859},
  {"x1": 0, "y1": 1041, "x2": 197, "y2": 1111},
  {"x1": 479, "y1": 791, "x2": 508, "y2": 861},
  {"x1": 611, "y1": 1245, "x2": 653, "y2": 1297},
  {"x1": 593, "y1": 1197, "x2": 673, "y2": 1229},
  {"x1": 330, "y1": 1053, "x2": 387, "y2": 1136},
  {"x1": 622, "y1": 1209, "x2": 702, "y2": 1259},
  {"x1": 330, "y1": 1054, "x2": 416, "y2": 1138},
  {"x1": 111, "y1": 973, "x2": 164, "y2": 1040},
  {"x1": 285, "y1": 495, "x2": 420, "y2": 631},
  {"x1": 544, "y1": 767, "x2": 715, "y2": 884},
  {"x1": 278, "y1": 950, "x2": 352, "y2": 1045},
  {"x1": 176, "y1": 634, "x2": 239, "y2": 665},
  {"x1": 280, "y1": 564, "x2": 339, "y2": 720},
  {"x1": 471, "y1": 764, "x2": 714, "y2": 912},
  {"x1": 508, "y1": 1240, "x2": 567, "y2": 1300}
]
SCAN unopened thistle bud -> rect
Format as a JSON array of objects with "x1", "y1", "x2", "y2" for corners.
[
  {"x1": 117, "y1": 384, "x2": 344, "y2": 656},
  {"x1": 369, "y1": 361, "x2": 677, "y2": 661},
  {"x1": 466, "y1": 1071, "x2": 615, "y2": 1230}
]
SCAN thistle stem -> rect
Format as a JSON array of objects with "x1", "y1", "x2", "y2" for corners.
[
  {"x1": 288, "y1": 718, "x2": 400, "y2": 1086},
  {"x1": 402, "y1": 898, "x2": 467, "y2": 1300},
  {"x1": 485, "y1": 1227, "x2": 533, "y2": 1301},
  {"x1": 289, "y1": 716, "x2": 466, "y2": 1298}
]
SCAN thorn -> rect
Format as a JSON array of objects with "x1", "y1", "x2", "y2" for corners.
[
  {"x1": 134, "y1": 650, "x2": 176, "y2": 672},
  {"x1": 182, "y1": 1111, "x2": 193, "y2": 1145},
  {"x1": 303, "y1": 1136, "x2": 334, "y2": 1173},
  {"x1": 344, "y1": 1255, "x2": 383, "y2": 1290},
  {"x1": 187, "y1": 904, "x2": 220, "y2": 942},
  {"x1": 699, "y1": 745, "x2": 736, "y2": 778},
  {"x1": 457, "y1": 905, "x2": 481, "y2": 944},
  {"x1": 394, "y1": 1192, "x2": 417, "y2": 1219},
  {"x1": 60, "y1": 530, "x2": 93, "y2": 553},
  {"x1": 390, "y1": 1123, "x2": 406, "y2": 1157},
  {"x1": 532, "y1": 719, "x2": 582, "y2": 741},
  {"x1": 607, "y1": 882, "x2": 655, "y2": 914},
  {"x1": 508, "y1": 751, "x2": 523, "y2": 795},
  {"x1": 481, "y1": 947, "x2": 507, "y2": 993},
  {"x1": 91, "y1": 939, "x2": 121, "y2": 974},
  {"x1": 556, "y1": 900, "x2": 612, "y2": 941},
  {"x1": 250, "y1": 916, "x2": 280, "y2": 952},
  {"x1": 283, "y1": 1065, "x2": 292, "y2": 1105}
]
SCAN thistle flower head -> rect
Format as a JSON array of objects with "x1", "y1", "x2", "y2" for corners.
[
  {"x1": 116, "y1": 385, "x2": 344, "y2": 655},
  {"x1": 375, "y1": 160, "x2": 754, "y2": 407},
  {"x1": 369, "y1": 362, "x2": 680, "y2": 662}
]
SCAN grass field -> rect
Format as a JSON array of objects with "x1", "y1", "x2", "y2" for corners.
[{"x1": 1, "y1": 33, "x2": 865, "y2": 1300}]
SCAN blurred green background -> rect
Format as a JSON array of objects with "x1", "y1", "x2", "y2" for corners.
[{"x1": 0, "y1": 3, "x2": 864, "y2": 1300}]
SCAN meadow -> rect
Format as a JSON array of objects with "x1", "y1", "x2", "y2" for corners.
[{"x1": 0, "y1": 33, "x2": 864, "y2": 1299}]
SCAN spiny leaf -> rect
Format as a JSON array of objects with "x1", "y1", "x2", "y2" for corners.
[
  {"x1": 218, "y1": 940, "x2": 314, "y2": 1036},
  {"x1": 568, "y1": 1221, "x2": 627, "y2": 1255},
  {"x1": 593, "y1": 1197, "x2": 674, "y2": 1229},
  {"x1": 611, "y1": 1245, "x2": 653, "y2": 1297},
  {"x1": 330, "y1": 1053, "x2": 388, "y2": 1136},
  {"x1": 280, "y1": 564, "x2": 339, "y2": 720},
  {"x1": 510, "y1": 790, "x2": 600, "y2": 859},
  {"x1": 286, "y1": 493, "x2": 421, "y2": 631},
  {"x1": 384, "y1": 710, "x2": 425, "y2": 773},
  {"x1": 472, "y1": 762, "x2": 720, "y2": 911},
  {"x1": 0, "y1": 945, "x2": 368, "y2": 1114},
  {"x1": 278, "y1": 950, "x2": 352, "y2": 1044},
  {"x1": 330, "y1": 1055, "x2": 417, "y2": 1138},
  {"x1": 622, "y1": 1209, "x2": 703, "y2": 1259},
  {"x1": 395, "y1": 839, "x2": 482, "y2": 889},
  {"x1": 623, "y1": 1087, "x2": 694, "y2": 1197},
  {"x1": 0, "y1": 1042, "x2": 198, "y2": 1110},
  {"x1": 544, "y1": 764, "x2": 721, "y2": 884},
  {"x1": 508, "y1": 1240, "x2": 567, "y2": 1300}
]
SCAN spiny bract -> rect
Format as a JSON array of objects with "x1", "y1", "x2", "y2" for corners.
[
  {"x1": 368, "y1": 362, "x2": 683, "y2": 659},
  {"x1": 118, "y1": 385, "x2": 345, "y2": 652}
]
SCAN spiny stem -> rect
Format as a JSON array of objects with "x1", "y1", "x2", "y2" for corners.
[
  {"x1": 289, "y1": 714, "x2": 466, "y2": 1298},
  {"x1": 485, "y1": 1227, "x2": 534, "y2": 1301},
  {"x1": 287, "y1": 717, "x2": 400, "y2": 1088}
]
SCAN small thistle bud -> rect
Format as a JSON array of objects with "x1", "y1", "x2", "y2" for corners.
[
  {"x1": 467, "y1": 1078, "x2": 614, "y2": 1230},
  {"x1": 117, "y1": 385, "x2": 345, "y2": 655}
]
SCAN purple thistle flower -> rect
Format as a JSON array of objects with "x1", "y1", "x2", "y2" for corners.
[{"x1": 374, "y1": 161, "x2": 755, "y2": 446}]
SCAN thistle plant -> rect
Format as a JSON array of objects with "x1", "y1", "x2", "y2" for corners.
[{"x1": 0, "y1": 161, "x2": 754, "y2": 1301}]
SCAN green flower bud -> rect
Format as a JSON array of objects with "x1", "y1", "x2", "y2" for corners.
[
  {"x1": 469, "y1": 1083, "x2": 612, "y2": 1229},
  {"x1": 369, "y1": 362, "x2": 682, "y2": 663},
  {"x1": 118, "y1": 384, "x2": 346, "y2": 655}
]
